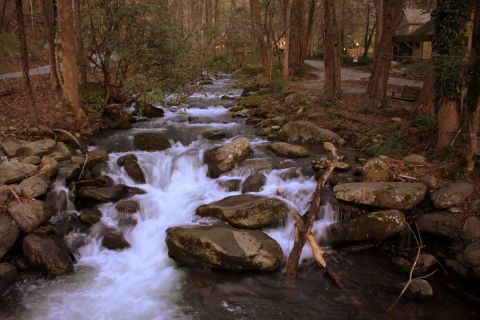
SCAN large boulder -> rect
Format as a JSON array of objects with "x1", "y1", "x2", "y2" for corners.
[
  {"x1": 268, "y1": 142, "x2": 309, "y2": 158},
  {"x1": 79, "y1": 208, "x2": 103, "y2": 226},
  {"x1": 1, "y1": 141, "x2": 21, "y2": 157},
  {"x1": 415, "y1": 212, "x2": 459, "y2": 239},
  {"x1": 134, "y1": 133, "x2": 171, "y2": 151},
  {"x1": 85, "y1": 148, "x2": 109, "y2": 169},
  {"x1": 362, "y1": 158, "x2": 391, "y2": 182},
  {"x1": 241, "y1": 172, "x2": 266, "y2": 193},
  {"x1": 196, "y1": 194, "x2": 288, "y2": 229},
  {"x1": 0, "y1": 214, "x2": 20, "y2": 260},
  {"x1": 0, "y1": 161, "x2": 26, "y2": 184},
  {"x1": 78, "y1": 184, "x2": 137, "y2": 202},
  {"x1": 122, "y1": 158, "x2": 146, "y2": 184},
  {"x1": 8, "y1": 200, "x2": 52, "y2": 232},
  {"x1": 0, "y1": 263, "x2": 17, "y2": 294},
  {"x1": 334, "y1": 182, "x2": 427, "y2": 210},
  {"x1": 19, "y1": 175, "x2": 50, "y2": 198},
  {"x1": 280, "y1": 121, "x2": 345, "y2": 145},
  {"x1": 323, "y1": 210, "x2": 407, "y2": 245},
  {"x1": 166, "y1": 224, "x2": 283, "y2": 271},
  {"x1": 431, "y1": 182, "x2": 473, "y2": 209},
  {"x1": 22, "y1": 233, "x2": 74, "y2": 275},
  {"x1": 464, "y1": 240, "x2": 480, "y2": 267},
  {"x1": 16, "y1": 139, "x2": 56, "y2": 157},
  {"x1": 101, "y1": 228, "x2": 131, "y2": 250},
  {"x1": 204, "y1": 137, "x2": 252, "y2": 178}
]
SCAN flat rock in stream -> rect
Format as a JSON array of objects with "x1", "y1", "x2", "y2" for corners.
[
  {"x1": 16, "y1": 139, "x2": 57, "y2": 157},
  {"x1": 0, "y1": 161, "x2": 26, "y2": 184},
  {"x1": 166, "y1": 224, "x2": 283, "y2": 271},
  {"x1": 415, "y1": 212, "x2": 459, "y2": 239},
  {"x1": 119, "y1": 157, "x2": 146, "y2": 184},
  {"x1": 241, "y1": 172, "x2": 266, "y2": 193},
  {"x1": 431, "y1": 182, "x2": 474, "y2": 209},
  {"x1": 8, "y1": 200, "x2": 52, "y2": 233},
  {"x1": 267, "y1": 142, "x2": 309, "y2": 158},
  {"x1": 196, "y1": 194, "x2": 288, "y2": 229},
  {"x1": 333, "y1": 182, "x2": 427, "y2": 210},
  {"x1": 78, "y1": 184, "x2": 143, "y2": 202},
  {"x1": 19, "y1": 174, "x2": 50, "y2": 198},
  {"x1": 134, "y1": 133, "x2": 171, "y2": 151},
  {"x1": 204, "y1": 137, "x2": 252, "y2": 178}
]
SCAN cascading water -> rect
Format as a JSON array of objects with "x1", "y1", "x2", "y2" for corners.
[{"x1": 2, "y1": 76, "x2": 338, "y2": 320}]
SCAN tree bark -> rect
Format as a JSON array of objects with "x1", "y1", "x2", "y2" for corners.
[
  {"x1": 40, "y1": 0, "x2": 61, "y2": 91},
  {"x1": 416, "y1": 63, "x2": 435, "y2": 116},
  {"x1": 373, "y1": 0, "x2": 383, "y2": 57},
  {"x1": 323, "y1": 0, "x2": 342, "y2": 99},
  {"x1": 464, "y1": 2, "x2": 480, "y2": 171},
  {"x1": 287, "y1": 0, "x2": 306, "y2": 76},
  {"x1": 283, "y1": 0, "x2": 293, "y2": 77},
  {"x1": 250, "y1": 0, "x2": 272, "y2": 79},
  {"x1": 57, "y1": 0, "x2": 85, "y2": 122},
  {"x1": 304, "y1": 0, "x2": 316, "y2": 56},
  {"x1": 367, "y1": 0, "x2": 405, "y2": 108},
  {"x1": 0, "y1": 0, "x2": 7, "y2": 31},
  {"x1": 73, "y1": 0, "x2": 87, "y2": 85},
  {"x1": 437, "y1": 97, "x2": 460, "y2": 148},
  {"x1": 15, "y1": 0, "x2": 39, "y2": 125}
]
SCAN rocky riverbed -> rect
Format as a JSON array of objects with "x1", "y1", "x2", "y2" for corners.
[{"x1": 0, "y1": 75, "x2": 479, "y2": 319}]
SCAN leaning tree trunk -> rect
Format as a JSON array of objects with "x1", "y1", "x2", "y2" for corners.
[
  {"x1": 15, "y1": 0, "x2": 39, "y2": 125},
  {"x1": 57, "y1": 0, "x2": 85, "y2": 123},
  {"x1": 287, "y1": 0, "x2": 306, "y2": 77},
  {"x1": 464, "y1": 1, "x2": 480, "y2": 171},
  {"x1": 40, "y1": 0, "x2": 61, "y2": 91},
  {"x1": 250, "y1": 0, "x2": 272, "y2": 79},
  {"x1": 367, "y1": 0, "x2": 405, "y2": 108},
  {"x1": 323, "y1": 0, "x2": 342, "y2": 99}
]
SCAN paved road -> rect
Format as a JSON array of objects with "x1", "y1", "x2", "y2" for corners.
[
  {"x1": 305, "y1": 59, "x2": 423, "y2": 87},
  {"x1": 0, "y1": 65, "x2": 52, "y2": 80}
]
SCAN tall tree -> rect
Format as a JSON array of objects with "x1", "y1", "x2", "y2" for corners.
[
  {"x1": 416, "y1": 63, "x2": 435, "y2": 116},
  {"x1": 463, "y1": 1, "x2": 479, "y2": 171},
  {"x1": 15, "y1": 0, "x2": 39, "y2": 125},
  {"x1": 57, "y1": 0, "x2": 85, "y2": 122},
  {"x1": 250, "y1": 0, "x2": 272, "y2": 79},
  {"x1": 304, "y1": 0, "x2": 316, "y2": 58},
  {"x1": 433, "y1": 0, "x2": 475, "y2": 149},
  {"x1": 323, "y1": 0, "x2": 341, "y2": 98},
  {"x1": 287, "y1": 0, "x2": 306, "y2": 76},
  {"x1": 362, "y1": 0, "x2": 376, "y2": 58},
  {"x1": 74, "y1": 0, "x2": 87, "y2": 84},
  {"x1": 283, "y1": 0, "x2": 293, "y2": 77},
  {"x1": 40, "y1": 0, "x2": 61, "y2": 91},
  {"x1": 366, "y1": 0, "x2": 405, "y2": 108},
  {"x1": 0, "y1": 0, "x2": 7, "y2": 31}
]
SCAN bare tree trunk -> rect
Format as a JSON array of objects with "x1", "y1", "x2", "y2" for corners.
[
  {"x1": 437, "y1": 98, "x2": 460, "y2": 148},
  {"x1": 304, "y1": 0, "x2": 316, "y2": 57},
  {"x1": 283, "y1": 0, "x2": 293, "y2": 77},
  {"x1": 40, "y1": 0, "x2": 61, "y2": 91},
  {"x1": 73, "y1": 0, "x2": 87, "y2": 85},
  {"x1": 57, "y1": 0, "x2": 85, "y2": 123},
  {"x1": 416, "y1": 63, "x2": 435, "y2": 116},
  {"x1": 374, "y1": 0, "x2": 383, "y2": 57},
  {"x1": 1, "y1": 0, "x2": 8, "y2": 31},
  {"x1": 15, "y1": 0, "x2": 39, "y2": 125},
  {"x1": 250, "y1": 0, "x2": 271, "y2": 79},
  {"x1": 287, "y1": 0, "x2": 306, "y2": 76},
  {"x1": 363, "y1": 0, "x2": 376, "y2": 57},
  {"x1": 464, "y1": 2, "x2": 480, "y2": 171},
  {"x1": 367, "y1": 0, "x2": 405, "y2": 108},
  {"x1": 323, "y1": 0, "x2": 342, "y2": 99}
]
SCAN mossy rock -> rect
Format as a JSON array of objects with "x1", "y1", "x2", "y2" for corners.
[{"x1": 238, "y1": 95, "x2": 268, "y2": 109}]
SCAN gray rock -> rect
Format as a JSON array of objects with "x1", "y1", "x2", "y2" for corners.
[
  {"x1": 101, "y1": 228, "x2": 130, "y2": 250},
  {"x1": 16, "y1": 139, "x2": 56, "y2": 157},
  {"x1": 241, "y1": 172, "x2": 266, "y2": 193},
  {"x1": 20, "y1": 155, "x2": 41, "y2": 165},
  {"x1": 0, "y1": 161, "x2": 26, "y2": 184},
  {"x1": 115, "y1": 200, "x2": 139, "y2": 213},
  {"x1": 0, "y1": 214, "x2": 20, "y2": 260},
  {"x1": 79, "y1": 208, "x2": 103, "y2": 226},
  {"x1": 217, "y1": 179, "x2": 242, "y2": 191},
  {"x1": 333, "y1": 182, "x2": 427, "y2": 210},
  {"x1": 166, "y1": 224, "x2": 283, "y2": 271},
  {"x1": 268, "y1": 142, "x2": 309, "y2": 158},
  {"x1": 19, "y1": 175, "x2": 50, "y2": 198},
  {"x1": 85, "y1": 148, "x2": 109, "y2": 169},
  {"x1": 23, "y1": 233, "x2": 74, "y2": 276},
  {"x1": 204, "y1": 137, "x2": 252, "y2": 178},
  {"x1": 407, "y1": 279, "x2": 434, "y2": 300},
  {"x1": 462, "y1": 216, "x2": 480, "y2": 241},
  {"x1": 280, "y1": 120, "x2": 345, "y2": 145},
  {"x1": 415, "y1": 212, "x2": 459, "y2": 239},
  {"x1": 464, "y1": 240, "x2": 480, "y2": 267},
  {"x1": 78, "y1": 184, "x2": 133, "y2": 202},
  {"x1": 8, "y1": 200, "x2": 52, "y2": 232},
  {"x1": 202, "y1": 130, "x2": 227, "y2": 140},
  {"x1": 196, "y1": 194, "x2": 288, "y2": 229},
  {"x1": 134, "y1": 133, "x2": 171, "y2": 151},
  {"x1": 431, "y1": 182, "x2": 473, "y2": 209},
  {"x1": 1, "y1": 141, "x2": 21, "y2": 157},
  {"x1": 0, "y1": 263, "x2": 17, "y2": 294},
  {"x1": 323, "y1": 210, "x2": 407, "y2": 245},
  {"x1": 362, "y1": 158, "x2": 391, "y2": 182}
]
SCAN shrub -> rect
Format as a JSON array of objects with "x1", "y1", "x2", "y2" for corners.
[{"x1": 410, "y1": 116, "x2": 438, "y2": 133}]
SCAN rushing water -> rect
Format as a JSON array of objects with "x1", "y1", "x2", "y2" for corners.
[{"x1": 1, "y1": 76, "x2": 479, "y2": 320}]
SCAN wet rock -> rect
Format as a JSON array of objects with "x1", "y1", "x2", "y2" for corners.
[
  {"x1": 49, "y1": 142, "x2": 72, "y2": 161},
  {"x1": 407, "y1": 279, "x2": 434, "y2": 300},
  {"x1": 58, "y1": 163, "x2": 81, "y2": 182},
  {"x1": 0, "y1": 161, "x2": 26, "y2": 184},
  {"x1": 20, "y1": 155, "x2": 41, "y2": 165},
  {"x1": 235, "y1": 159, "x2": 274, "y2": 173},
  {"x1": 392, "y1": 257, "x2": 412, "y2": 273},
  {"x1": 134, "y1": 133, "x2": 171, "y2": 151},
  {"x1": 117, "y1": 213, "x2": 138, "y2": 228},
  {"x1": 464, "y1": 240, "x2": 480, "y2": 267},
  {"x1": 78, "y1": 184, "x2": 134, "y2": 202},
  {"x1": 96, "y1": 175, "x2": 114, "y2": 187},
  {"x1": 116, "y1": 200, "x2": 139, "y2": 213},
  {"x1": 71, "y1": 155, "x2": 86, "y2": 165},
  {"x1": 8, "y1": 200, "x2": 52, "y2": 232},
  {"x1": 79, "y1": 208, "x2": 103, "y2": 226},
  {"x1": 462, "y1": 216, "x2": 480, "y2": 241},
  {"x1": 140, "y1": 105, "x2": 165, "y2": 118},
  {"x1": 19, "y1": 175, "x2": 50, "y2": 198},
  {"x1": 416, "y1": 254, "x2": 437, "y2": 275},
  {"x1": 85, "y1": 148, "x2": 109, "y2": 169},
  {"x1": 415, "y1": 212, "x2": 459, "y2": 239},
  {"x1": 117, "y1": 154, "x2": 137, "y2": 167},
  {"x1": 333, "y1": 182, "x2": 427, "y2": 210},
  {"x1": 16, "y1": 139, "x2": 56, "y2": 157},
  {"x1": 403, "y1": 154, "x2": 427, "y2": 164},
  {"x1": 268, "y1": 142, "x2": 308, "y2": 158},
  {"x1": 232, "y1": 108, "x2": 254, "y2": 117},
  {"x1": 196, "y1": 194, "x2": 288, "y2": 229},
  {"x1": 362, "y1": 158, "x2": 391, "y2": 182},
  {"x1": 280, "y1": 121, "x2": 345, "y2": 145},
  {"x1": 1, "y1": 141, "x2": 21, "y2": 157},
  {"x1": 50, "y1": 212, "x2": 82, "y2": 236},
  {"x1": 0, "y1": 214, "x2": 20, "y2": 260},
  {"x1": 23, "y1": 233, "x2": 74, "y2": 275},
  {"x1": 323, "y1": 210, "x2": 407, "y2": 245},
  {"x1": 101, "y1": 228, "x2": 130, "y2": 250},
  {"x1": 431, "y1": 182, "x2": 474, "y2": 209},
  {"x1": 445, "y1": 259, "x2": 470, "y2": 278},
  {"x1": 0, "y1": 263, "x2": 17, "y2": 294},
  {"x1": 166, "y1": 224, "x2": 283, "y2": 271},
  {"x1": 39, "y1": 156, "x2": 58, "y2": 179},
  {"x1": 123, "y1": 158, "x2": 146, "y2": 184},
  {"x1": 312, "y1": 157, "x2": 351, "y2": 171},
  {"x1": 202, "y1": 130, "x2": 227, "y2": 140},
  {"x1": 330, "y1": 172, "x2": 358, "y2": 185},
  {"x1": 420, "y1": 175, "x2": 438, "y2": 191},
  {"x1": 241, "y1": 172, "x2": 266, "y2": 193},
  {"x1": 204, "y1": 137, "x2": 252, "y2": 178},
  {"x1": 217, "y1": 179, "x2": 242, "y2": 192}
]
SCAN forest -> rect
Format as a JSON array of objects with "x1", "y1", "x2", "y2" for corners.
[{"x1": 0, "y1": 0, "x2": 479, "y2": 319}]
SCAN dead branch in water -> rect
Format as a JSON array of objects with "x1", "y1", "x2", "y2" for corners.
[{"x1": 286, "y1": 142, "x2": 339, "y2": 280}]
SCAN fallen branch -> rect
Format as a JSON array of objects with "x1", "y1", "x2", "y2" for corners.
[{"x1": 52, "y1": 128, "x2": 88, "y2": 154}]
